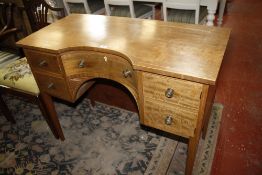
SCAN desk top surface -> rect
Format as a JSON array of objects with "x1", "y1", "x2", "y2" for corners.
[{"x1": 17, "y1": 14, "x2": 230, "y2": 85}]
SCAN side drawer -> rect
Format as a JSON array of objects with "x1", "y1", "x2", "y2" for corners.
[
  {"x1": 142, "y1": 72, "x2": 202, "y2": 105},
  {"x1": 34, "y1": 72, "x2": 71, "y2": 101},
  {"x1": 25, "y1": 50, "x2": 62, "y2": 74},
  {"x1": 143, "y1": 98, "x2": 199, "y2": 138}
]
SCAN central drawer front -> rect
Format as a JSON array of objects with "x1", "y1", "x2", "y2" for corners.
[
  {"x1": 61, "y1": 51, "x2": 137, "y2": 90},
  {"x1": 141, "y1": 72, "x2": 203, "y2": 137}
]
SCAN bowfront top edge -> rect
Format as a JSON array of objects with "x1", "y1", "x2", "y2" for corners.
[{"x1": 17, "y1": 14, "x2": 231, "y2": 85}]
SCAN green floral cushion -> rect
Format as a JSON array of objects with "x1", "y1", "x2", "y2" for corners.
[
  {"x1": 0, "y1": 57, "x2": 39, "y2": 94},
  {"x1": 167, "y1": 6, "x2": 207, "y2": 24}
]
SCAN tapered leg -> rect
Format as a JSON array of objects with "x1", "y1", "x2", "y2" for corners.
[
  {"x1": 186, "y1": 135, "x2": 201, "y2": 175},
  {"x1": 185, "y1": 85, "x2": 209, "y2": 175},
  {"x1": 0, "y1": 93, "x2": 16, "y2": 123},
  {"x1": 202, "y1": 85, "x2": 216, "y2": 139},
  {"x1": 90, "y1": 97, "x2": 96, "y2": 107},
  {"x1": 37, "y1": 95, "x2": 59, "y2": 139},
  {"x1": 40, "y1": 93, "x2": 65, "y2": 140}
]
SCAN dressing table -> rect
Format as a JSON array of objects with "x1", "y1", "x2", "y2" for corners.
[{"x1": 17, "y1": 14, "x2": 230, "y2": 175}]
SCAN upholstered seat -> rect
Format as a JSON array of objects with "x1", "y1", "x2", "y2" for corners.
[
  {"x1": 110, "y1": 2, "x2": 152, "y2": 17},
  {"x1": 0, "y1": 51, "x2": 20, "y2": 68},
  {"x1": 167, "y1": 6, "x2": 207, "y2": 24},
  {"x1": 0, "y1": 53, "x2": 39, "y2": 94}
]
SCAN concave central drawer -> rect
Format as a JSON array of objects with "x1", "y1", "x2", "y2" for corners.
[{"x1": 61, "y1": 51, "x2": 136, "y2": 89}]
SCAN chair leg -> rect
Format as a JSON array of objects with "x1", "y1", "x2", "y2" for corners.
[
  {"x1": 37, "y1": 94, "x2": 59, "y2": 139},
  {"x1": 218, "y1": 0, "x2": 227, "y2": 26},
  {"x1": 0, "y1": 93, "x2": 16, "y2": 123}
]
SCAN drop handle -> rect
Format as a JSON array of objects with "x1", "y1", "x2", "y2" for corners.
[
  {"x1": 165, "y1": 116, "x2": 173, "y2": 125},
  {"x1": 165, "y1": 88, "x2": 174, "y2": 98},
  {"x1": 78, "y1": 59, "x2": 85, "y2": 68},
  {"x1": 47, "y1": 83, "x2": 54, "y2": 89},
  {"x1": 123, "y1": 69, "x2": 132, "y2": 78},
  {"x1": 39, "y1": 60, "x2": 47, "y2": 67}
]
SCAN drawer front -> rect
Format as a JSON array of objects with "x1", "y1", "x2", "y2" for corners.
[
  {"x1": 61, "y1": 51, "x2": 136, "y2": 89},
  {"x1": 141, "y1": 72, "x2": 203, "y2": 137},
  {"x1": 142, "y1": 72, "x2": 203, "y2": 105},
  {"x1": 34, "y1": 72, "x2": 71, "y2": 101},
  {"x1": 25, "y1": 50, "x2": 61, "y2": 74},
  {"x1": 143, "y1": 98, "x2": 198, "y2": 137}
]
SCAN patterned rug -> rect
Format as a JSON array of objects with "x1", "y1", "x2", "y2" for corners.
[{"x1": 0, "y1": 96, "x2": 223, "y2": 175}]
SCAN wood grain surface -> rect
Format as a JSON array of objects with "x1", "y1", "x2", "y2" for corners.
[
  {"x1": 140, "y1": 72, "x2": 203, "y2": 137},
  {"x1": 25, "y1": 49, "x2": 62, "y2": 74},
  {"x1": 61, "y1": 50, "x2": 138, "y2": 102},
  {"x1": 18, "y1": 15, "x2": 230, "y2": 175},
  {"x1": 33, "y1": 72, "x2": 71, "y2": 101},
  {"x1": 17, "y1": 14, "x2": 231, "y2": 85}
]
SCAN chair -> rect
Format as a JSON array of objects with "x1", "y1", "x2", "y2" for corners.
[
  {"x1": 22, "y1": 0, "x2": 65, "y2": 32},
  {"x1": 104, "y1": 0, "x2": 154, "y2": 19},
  {"x1": 163, "y1": 0, "x2": 207, "y2": 24},
  {"x1": 0, "y1": 1, "x2": 62, "y2": 140},
  {"x1": 217, "y1": 0, "x2": 227, "y2": 26},
  {"x1": 63, "y1": 0, "x2": 105, "y2": 15},
  {"x1": 0, "y1": 3, "x2": 19, "y2": 39}
]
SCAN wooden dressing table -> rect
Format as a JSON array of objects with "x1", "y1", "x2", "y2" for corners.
[{"x1": 17, "y1": 14, "x2": 230, "y2": 175}]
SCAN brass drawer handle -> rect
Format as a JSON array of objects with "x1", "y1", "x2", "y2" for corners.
[
  {"x1": 47, "y1": 83, "x2": 54, "y2": 89},
  {"x1": 123, "y1": 69, "x2": 132, "y2": 78},
  {"x1": 39, "y1": 60, "x2": 47, "y2": 67},
  {"x1": 79, "y1": 59, "x2": 85, "y2": 68},
  {"x1": 165, "y1": 116, "x2": 173, "y2": 125},
  {"x1": 165, "y1": 88, "x2": 174, "y2": 98}
]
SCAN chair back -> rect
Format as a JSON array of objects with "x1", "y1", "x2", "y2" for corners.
[
  {"x1": 63, "y1": 0, "x2": 105, "y2": 15},
  {"x1": 165, "y1": 0, "x2": 200, "y2": 10},
  {"x1": 104, "y1": 0, "x2": 135, "y2": 17},
  {"x1": 0, "y1": 2, "x2": 22, "y2": 53},
  {"x1": 163, "y1": 0, "x2": 201, "y2": 24},
  {"x1": 63, "y1": 0, "x2": 91, "y2": 14},
  {"x1": 0, "y1": 2, "x2": 18, "y2": 39},
  {"x1": 22, "y1": 0, "x2": 65, "y2": 32}
]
